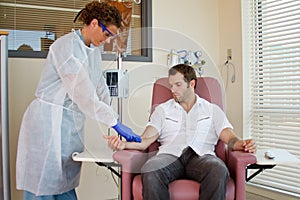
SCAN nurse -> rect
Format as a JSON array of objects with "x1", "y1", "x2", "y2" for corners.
[{"x1": 16, "y1": 1, "x2": 139, "y2": 199}]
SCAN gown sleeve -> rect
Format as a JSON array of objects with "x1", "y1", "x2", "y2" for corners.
[
  {"x1": 96, "y1": 71, "x2": 111, "y2": 106},
  {"x1": 56, "y1": 54, "x2": 118, "y2": 127}
]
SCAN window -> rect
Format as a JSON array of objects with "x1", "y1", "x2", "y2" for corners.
[
  {"x1": 243, "y1": 0, "x2": 300, "y2": 197},
  {"x1": 0, "y1": 0, "x2": 152, "y2": 61}
]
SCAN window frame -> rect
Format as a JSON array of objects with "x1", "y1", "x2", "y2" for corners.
[{"x1": 7, "y1": 0, "x2": 152, "y2": 62}]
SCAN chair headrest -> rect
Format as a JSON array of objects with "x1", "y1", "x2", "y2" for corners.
[{"x1": 151, "y1": 77, "x2": 224, "y2": 113}]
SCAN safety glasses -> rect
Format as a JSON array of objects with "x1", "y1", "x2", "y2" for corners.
[{"x1": 99, "y1": 22, "x2": 114, "y2": 37}]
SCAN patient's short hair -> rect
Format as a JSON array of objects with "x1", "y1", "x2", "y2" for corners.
[{"x1": 168, "y1": 64, "x2": 197, "y2": 88}]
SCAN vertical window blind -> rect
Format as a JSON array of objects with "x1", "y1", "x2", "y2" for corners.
[{"x1": 244, "y1": 0, "x2": 300, "y2": 197}]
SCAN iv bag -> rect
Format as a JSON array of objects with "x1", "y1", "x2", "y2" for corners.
[{"x1": 104, "y1": 1, "x2": 133, "y2": 54}]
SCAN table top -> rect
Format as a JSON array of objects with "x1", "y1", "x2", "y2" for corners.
[
  {"x1": 72, "y1": 146, "x2": 115, "y2": 163},
  {"x1": 255, "y1": 148, "x2": 300, "y2": 165},
  {"x1": 73, "y1": 147, "x2": 300, "y2": 166}
]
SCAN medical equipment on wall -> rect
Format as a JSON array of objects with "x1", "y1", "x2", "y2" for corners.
[
  {"x1": 167, "y1": 49, "x2": 187, "y2": 66},
  {"x1": 167, "y1": 49, "x2": 206, "y2": 76},
  {"x1": 105, "y1": 68, "x2": 129, "y2": 98},
  {"x1": 221, "y1": 48, "x2": 236, "y2": 89},
  {"x1": 221, "y1": 60, "x2": 236, "y2": 90}
]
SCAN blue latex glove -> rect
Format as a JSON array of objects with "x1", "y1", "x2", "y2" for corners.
[{"x1": 112, "y1": 120, "x2": 142, "y2": 143}]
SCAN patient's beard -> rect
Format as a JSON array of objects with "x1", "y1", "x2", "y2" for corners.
[{"x1": 173, "y1": 93, "x2": 180, "y2": 103}]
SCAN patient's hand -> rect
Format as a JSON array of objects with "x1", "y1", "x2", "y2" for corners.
[
  {"x1": 234, "y1": 139, "x2": 257, "y2": 153},
  {"x1": 242, "y1": 139, "x2": 257, "y2": 153},
  {"x1": 103, "y1": 135, "x2": 126, "y2": 151}
]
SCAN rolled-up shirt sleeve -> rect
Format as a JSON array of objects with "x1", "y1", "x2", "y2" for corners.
[
  {"x1": 147, "y1": 106, "x2": 165, "y2": 135},
  {"x1": 212, "y1": 104, "x2": 233, "y2": 137}
]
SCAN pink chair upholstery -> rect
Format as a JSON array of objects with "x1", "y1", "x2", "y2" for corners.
[{"x1": 113, "y1": 77, "x2": 256, "y2": 200}]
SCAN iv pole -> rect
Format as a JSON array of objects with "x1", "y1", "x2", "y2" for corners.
[
  {"x1": 107, "y1": 1, "x2": 134, "y2": 199},
  {"x1": 117, "y1": 53, "x2": 123, "y2": 123},
  {"x1": 116, "y1": 52, "x2": 123, "y2": 200}
]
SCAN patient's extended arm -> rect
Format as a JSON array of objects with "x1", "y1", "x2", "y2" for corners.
[
  {"x1": 219, "y1": 128, "x2": 257, "y2": 153},
  {"x1": 104, "y1": 125, "x2": 159, "y2": 151}
]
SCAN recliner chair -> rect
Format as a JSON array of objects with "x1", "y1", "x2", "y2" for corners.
[{"x1": 113, "y1": 77, "x2": 257, "y2": 200}]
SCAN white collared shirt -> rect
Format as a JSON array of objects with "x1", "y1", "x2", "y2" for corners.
[{"x1": 147, "y1": 95, "x2": 233, "y2": 157}]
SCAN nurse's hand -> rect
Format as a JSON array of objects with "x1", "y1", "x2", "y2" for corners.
[
  {"x1": 112, "y1": 120, "x2": 142, "y2": 142},
  {"x1": 103, "y1": 135, "x2": 125, "y2": 151}
]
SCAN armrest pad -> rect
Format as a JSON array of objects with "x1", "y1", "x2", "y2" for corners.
[
  {"x1": 227, "y1": 151, "x2": 256, "y2": 175},
  {"x1": 227, "y1": 150, "x2": 257, "y2": 180},
  {"x1": 227, "y1": 150, "x2": 256, "y2": 200},
  {"x1": 228, "y1": 150, "x2": 257, "y2": 167},
  {"x1": 113, "y1": 150, "x2": 148, "y2": 173}
]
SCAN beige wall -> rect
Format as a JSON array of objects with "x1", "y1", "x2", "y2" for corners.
[
  {"x1": 7, "y1": 0, "x2": 250, "y2": 199},
  {"x1": 8, "y1": 58, "x2": 44, "y2": 200},
  {"x1": 218, "y1": 0, "x2": 243, "y2": 137}
]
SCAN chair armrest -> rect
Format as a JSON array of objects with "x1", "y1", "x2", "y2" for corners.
[
  {"x1": 228, "y1": 151, "x2": 257, "y2": 172},
  {"x1": 113, "y1": 150, "x2": 149, "y2": 200},
  {"x1": 113, "y1": 149, "x2": 148, "y2": 174},
  {"x1": 227, "y1": 150, "x2": 257, "y2": 200}
]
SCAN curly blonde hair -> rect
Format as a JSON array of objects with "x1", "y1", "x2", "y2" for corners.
[{"x1": 76, "y1": 1, "x2": 122, "y2": 28}]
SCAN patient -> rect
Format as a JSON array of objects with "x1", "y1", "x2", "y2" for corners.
[{"x1": 104, "y1": 64, "x2": 257, "y2": 200}]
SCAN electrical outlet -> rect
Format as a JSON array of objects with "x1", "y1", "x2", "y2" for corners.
[{"x1": 227, "y1": 49, "x2": 232, "y2": 60}]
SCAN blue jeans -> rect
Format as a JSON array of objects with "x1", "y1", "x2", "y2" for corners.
[
  {"x1": 141, "y1": 147, "x2": 229, "y2": 200},
  {"x1": 24, "y1": 189, "x2": 77, "y2": 200}
]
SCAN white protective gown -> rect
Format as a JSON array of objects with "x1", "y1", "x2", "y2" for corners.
[{"x1": 16, "y1": 30, "x2": 118, "y2": 195}]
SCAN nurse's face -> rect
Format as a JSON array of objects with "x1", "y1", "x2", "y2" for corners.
[{"x1": 91, "y1": 20, "x2": 118, "y2": 46}]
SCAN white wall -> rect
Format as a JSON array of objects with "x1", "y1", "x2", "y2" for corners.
[{"x1": 8, "y1": 1, "x2": 242, "y2": 200}]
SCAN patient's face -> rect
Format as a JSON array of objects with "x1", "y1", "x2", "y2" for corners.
[{"x1": 169, "y1": 73, "x2": 191, "y2": 103}]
